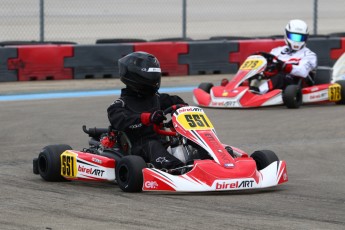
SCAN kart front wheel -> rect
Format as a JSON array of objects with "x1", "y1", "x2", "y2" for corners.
[
  {"x1": 251, "y1": 150, "x2": 279, "y2": 170},
  {"x1": 116, "y1": 155, "x2": 147, "y2": 192},
  {"x1": 198, "y1": 82, "x2": 214, "y2": 93},
  {"x1": 283, "y1": 85, "x2": 302, "y2": 109},
  {"x1": 335, "y1": 80, "x2": 345, "y2": 105},
  {"x1": 37, "y1": 144, "x2": 72, "y2": 182}
]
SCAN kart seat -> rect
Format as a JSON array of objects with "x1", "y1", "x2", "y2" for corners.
[
  {"x1": 314, "y1": 66, "x2": 333, "y2": 85},
  {"x1": 117, "y1": 131, "x2": 132, "y2": 155}
]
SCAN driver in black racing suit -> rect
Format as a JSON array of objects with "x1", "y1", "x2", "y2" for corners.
[{"x1": 107, "y1": 52, "x2": 186, "y2": 170}]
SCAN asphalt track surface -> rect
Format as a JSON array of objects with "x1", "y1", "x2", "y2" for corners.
[{"x1": 1, "y1": 75, "x2": 345, "y2": 230}]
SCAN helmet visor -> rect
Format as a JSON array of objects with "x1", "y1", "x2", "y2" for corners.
[{"x1": 287, "y1": 32, "x2": 308, "y2": 42}]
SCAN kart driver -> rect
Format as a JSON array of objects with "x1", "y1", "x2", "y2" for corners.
[
  {"x1": 107, "y1": 51, "x2": 186, "y2": 170},
  {"x1": 251, "y1": 19, "x2": 317, "y2": 94}
]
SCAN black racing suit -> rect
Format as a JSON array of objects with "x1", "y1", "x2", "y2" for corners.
[{"x1": 107, "y1": 88, "x2": 186, "y2": 169}]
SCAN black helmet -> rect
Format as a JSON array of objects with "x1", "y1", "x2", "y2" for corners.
[{"x1": 118, "y1": 51, "x2": 161, "y2": 95}]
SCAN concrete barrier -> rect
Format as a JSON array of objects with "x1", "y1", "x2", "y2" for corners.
[
  {"x1": 65, "y1": 44, "x2": 133, "y2": 79},
  {"x1": 0, "y1": 36, "x2": 344, "y2": 82},
  {"x1": 0, "y1": 47, "x2": 17, "y2": 82},
  {"x1": 7, "y1": 45, "x2": 73, "y2": 81}
]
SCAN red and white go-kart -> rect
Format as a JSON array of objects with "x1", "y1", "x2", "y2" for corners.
[
  {"x1": 33, "y1": 105, "x2": 288, "y2": 192},
  {"x1": 193, "y1": 52, "x2": 345, "y2": 108}
]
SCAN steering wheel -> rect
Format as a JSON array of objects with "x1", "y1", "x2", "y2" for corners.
[
  {"x1": 254, "y1": 52, "x2": 284, "y2": 78},
  {"x1": 153, "y1": 104, "x2": 186, "y2": 136},
  {"x1": 254, "y1": 52, "x2": 276, "y2": 63}
]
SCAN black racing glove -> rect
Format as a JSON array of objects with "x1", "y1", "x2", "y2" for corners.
[
  {"x1": 141, "y1": 110, "x2": 167, "y2": 126},
  {"x1": 150, "y1": 110, "x2": 167, "y2": 125}
]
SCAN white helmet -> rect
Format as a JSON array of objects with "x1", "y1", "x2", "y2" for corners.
[{"x1": 285, "y1": 19, "x2": 309, "y2": 51}]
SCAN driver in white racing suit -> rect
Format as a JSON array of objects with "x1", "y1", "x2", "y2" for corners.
[{"x1": 252, "y1": 19, "x2": 318, "y2": 94}]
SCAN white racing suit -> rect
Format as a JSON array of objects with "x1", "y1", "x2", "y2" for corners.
[
  {"x1": 256, "y1": 45, "x2": 318, "y2": 93},
  {"x1": 271, "y1": 45, "x2": 317, "y2": 78}
]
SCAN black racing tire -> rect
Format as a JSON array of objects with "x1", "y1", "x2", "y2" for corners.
[
  {"x1": 33, "y1": 158, "x2": 39, "y2": 174},
  {"x1": 38, "y1": 144, "x2": 72, "y2": 182},
  {"x1": 335, "y1": 80, "x2": 345, "y2": 105},
  {"x1": 198, "y1": 82, "x2": 214, "y2": 93},
  {"x1": 251, "y1": 150, "x2": 279, "y2": 171},
  {"x1": 115, "y1": 155, "x2": 147, "y2": 193},
  {"x1": 283, "y1": 84, "x2": 302, "y2": 109}
]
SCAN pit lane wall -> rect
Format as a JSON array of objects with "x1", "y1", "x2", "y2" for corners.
[{"x1": 0, "y1": 36, "x2": 344, "y2": 82}]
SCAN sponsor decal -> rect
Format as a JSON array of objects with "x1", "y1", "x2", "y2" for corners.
[
  {"x1": 204, "y1": 133, "x2": 233, "y2": 168},
  {"x1": 224, "y1": 163, "x2": 234, "y2": 168},
  {"x1": 309, "y1": 92, "x2": 327, "y2": 100},
  {"x1": 145, "y1": 181, "x2": 158, "y2": 189},
  {"x1": 283, "y1": 173, "x2": 288, "y2": 181},
  {"x1": 156, "y1": 157, "x2": 170, "y2": 164},
  {"x1": 224, "y1": 101, "x2": 238, "y2": 107},
  {"x1": 310, "y1": 87, "x2": 319, "y2": 92},
  {"x1": 215, "y1": 180, "x2": 255, "y2": 190},
  {"x1": 129, "y1": 123, "x2": 142, "y2": 129},
  {"x1": 211, "y1": 101, "x2": 225, "y2": 106},
  {"x1": 92, "y1": 157, "x2": 102, "y2": 164},
  {"x1": 78, "y1": 165, "x2": 105, "y2": 177},
  {"x1": 141, "y1": 67, "x2": 161, "y2": 73},
  {"x1": 309, "y1": 94, "x2": 321, "y2": 100},
  {"x1": 178, "y1": 107, "x2": 203, "y2": 113}
]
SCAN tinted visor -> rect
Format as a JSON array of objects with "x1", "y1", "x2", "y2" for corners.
[{"x1": 286, "y1": 31, "x2": 308, "y2": 42}]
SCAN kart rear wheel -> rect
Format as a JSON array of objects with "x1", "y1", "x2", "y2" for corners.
[
  {"x1": 335, "y1": 80, "x2": 345, "y2": 105},
  {"x1": 198, "y1": 82, "x2": 214, "y2": 93},
  {"x1": 251, "y1": 150, "x2": 279, "y2": 170},
  {"x1": 38, "y1": 144, "x2": 72, "y2": 182},
  {"x1": 116, "y1": 155, "x2": 146, "y2": 193},
  {"x1": 283, "y1": 84, "x2": 302, "y2": 109}
]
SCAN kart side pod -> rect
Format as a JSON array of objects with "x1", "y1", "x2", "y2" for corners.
[
  {"x1": 33, "y1": 145, "x2": 116, "y2": 182},
  {"x1": 60, "y1": 150, "x2": 116, "y2": 181}
]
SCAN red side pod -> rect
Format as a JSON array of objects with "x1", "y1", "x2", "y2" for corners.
[
  {"x1": 230, "y1": 39, "x2": 285, "y2": 67},
  {"x1": 330, "y1": 37, "x2": 345, "y2": 60},
  {"x1": 8, "y1": 45, "x2": 74, "y2": 81},
  {"x1": 73, "y1": 151, "x2": 116, "y2": 168},
  {"x1": 302, "y1": 84, "x2": 330, "y2": 94},
  {"x1": 134, "y1": 42, "x2": 188, "y2": 76}
]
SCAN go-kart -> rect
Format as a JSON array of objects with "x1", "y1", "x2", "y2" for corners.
[
  {"x1": 193, "y1": 52, "x2": 345, "y2": 108},
  {"x1": 33, "y1": 105, "x2": 288, "y2": 192}
]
